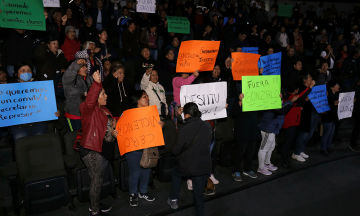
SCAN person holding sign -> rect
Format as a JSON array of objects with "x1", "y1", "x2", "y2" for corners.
[
  {"x1": 170, "y1": 70, "x2": 199, "y2": 127},
  {"x1": 293, "y1": 73, "x2": 317, "y2": 162},
  {"x1": 231, "y1": 93, "x2": 261, "y2": 181},
  {"x1": 258, "y1": 94, "x2": 297, "y2": 175},
  {"x1": 168, "y1": 102, "x2": 212, "y2": 216},
  {"x1": 281, "y1": 81, "x2": 314, "y2": 169},
  {"x1": 319, "y1": 80, "x2": 340, "y2": 156},
  {"x1": 79, "y1": 71, "x2": 115, "y2": 215},
  {"x1": 9, "y1": 62, "x2": 60, "y2": 141},
  {"x1": 122, "y1": 90, "x2": 164, "y2": 207}
]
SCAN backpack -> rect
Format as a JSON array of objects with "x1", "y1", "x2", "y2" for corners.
[{"x1": 140, "y1": 147, "x2": 160, "y2": 168}]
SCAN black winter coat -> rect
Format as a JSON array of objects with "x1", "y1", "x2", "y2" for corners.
[
  {"x1": 4, "y1": 30, "x2": 34, "y2": 65},
  {"x1": 102, "y1": 74, "x2": 135, "y2": 117},
  {"x1": 172, "y1": 117, "x2": 212, "y2": 176},
  {"x1": 231, "y1": 100, "x2": 261, "y2": 142}
]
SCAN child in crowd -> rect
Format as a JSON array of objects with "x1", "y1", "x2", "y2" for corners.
[{"x1": 258, "y1": 94, "x2": 298, "y2": 175}]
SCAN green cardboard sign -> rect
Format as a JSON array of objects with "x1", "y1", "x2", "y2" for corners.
[
  {"x1": 278, "y1": 4, "x2": 293, "y2": 17},
  {"x1": 0, "y1": 0, "x2": 46, "y2": 31},
  {"x1": 167, "y1": 16, "x2": 190, "y2": 34},
  {"x1": 242, "y1": 75, "x2": 282, "y2": 112}
]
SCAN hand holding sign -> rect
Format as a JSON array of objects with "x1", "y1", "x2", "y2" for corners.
[
  {"x1": 115, "y1": 105, "x2": 164, "y2": 156},
  {"x1": 176, "y1": 41, "x2": 220, "y2": 72},
  {"x1": 242, "y1": 75, "x2": 281, "y2": 112}
]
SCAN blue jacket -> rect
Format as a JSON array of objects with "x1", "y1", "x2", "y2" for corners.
[
  {"x1": 260, "y1": 100, "x2": 294, "y2": 134},
  {"x1": 116, "y1": 16, "x2": 130, "y2": 34}
]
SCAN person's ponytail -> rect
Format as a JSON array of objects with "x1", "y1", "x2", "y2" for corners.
[{"x1": 183, "y1": 102, "x2": 202, "y2": 118}]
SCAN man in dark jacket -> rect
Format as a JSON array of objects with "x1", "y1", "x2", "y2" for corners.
[
  {"x1": 78, "y1": 15, "x2": 98, "y2": 44},
  {"x1": 90, "y1": 0, "x2": 108, "y2": 30},
  {"x1": 122, "y1": 20, "x2": 141, "y2": 60},
  {"x1": 4, "y1": 29, "x2": 35, "y2": 77},
  {"x1": 168, "y1": 103, "x2": 212, "y2": 216},
  {"x1": 229, "y1": 31, "x2": 250, "y2": 52},
  {"x1": 70, "y1": 0, "x2": 84, "y2": 26},
  {"x1": 134, "y1": 47, "x2": 158, "y2": 86}
]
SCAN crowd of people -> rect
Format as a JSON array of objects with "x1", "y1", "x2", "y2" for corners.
[{"x1": 1, "y1": 0, "x2": 360, "y2": 216}]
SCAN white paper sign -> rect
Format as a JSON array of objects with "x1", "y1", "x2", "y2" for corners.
[
  {"x1": 43, "y1": 0, "x2": 60, "y2": 7},
  {"x1": 136, "y1": 0, "x2": 156, "y2": 13},
  {"x1": 180, "y1": 82, "x2": 227, "y2": 121},
  {"x1": 338, "y1": 92, "x2": 355, "y2": 120}
]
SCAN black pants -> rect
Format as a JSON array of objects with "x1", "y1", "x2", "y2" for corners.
[
  {"x1": 169, "y1": 167, "x2": 208, "y2": 216},
  {"x1": 282, "y1": 126, "x2": 297, "y2": 165},
  {"x1": 350, "y1": 109, "x2": 360, "y2": 147},
  {"x1": 232, "y1": 140, "x2": 256, "y2": 173}
]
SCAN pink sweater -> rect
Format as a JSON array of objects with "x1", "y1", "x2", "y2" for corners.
[{"x1": 172, "y1": 75, "x2": 196, "y2": 104}]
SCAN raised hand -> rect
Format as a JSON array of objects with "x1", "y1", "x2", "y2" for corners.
[
  {"x1": 93, "y1": 70, "x2": 101, "y2": 84},
  {"x1": 77, "y1": 59, "x2": 86, "y2": 65},
  {"x1": 193, "y1": 70, "x2": 199, "y2": 77}
]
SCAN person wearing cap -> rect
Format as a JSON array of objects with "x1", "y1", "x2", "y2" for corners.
[
  {"x1": 61, "y1": 25, "x2": 81, "y2": 63},
  {"x1": 79, "y1": 15, "x2": 99, "y2": 44}
]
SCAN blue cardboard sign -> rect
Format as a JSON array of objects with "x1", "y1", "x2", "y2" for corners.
[
  {"x1": 260, "y1": 52, "x2": 282, "y2": 75},
  {"x1": 223, "y1": 17, "x2": 236, "y2": 25},
  {"x1": 242, "y1": 47, "x2": 259, "y2": 54},
  {"x1": 0, "y1": 81, "x2": 58, "y2": 127},
  {"x1": 308, "y1": 85, "x2": 330, "y2": 113}
]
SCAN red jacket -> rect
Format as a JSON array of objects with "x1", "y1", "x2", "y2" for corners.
[
  {"x1": 80, "y1": 81, "x2": 112, "y2": 153},
  {"x1": 282, "y1": 87, "x2": 310, "y2": 129},
  {"x1": 61, "y1": 35, "x2": 81, "y2": 62}
]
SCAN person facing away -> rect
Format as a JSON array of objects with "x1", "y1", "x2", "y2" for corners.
[{"x1": 168, "y1": 102, "x2": 212, "y2": 216}]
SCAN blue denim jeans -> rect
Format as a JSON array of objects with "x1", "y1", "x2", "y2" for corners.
[
  {"x1": 294, "y1": 112, "x2": 319, "y2": 155},
  {"x1": 157, "y1": 36, "x2": 164, "y2": 50},
  {"x1": 125, "y1": 150, "x2": 151, "y2": 195},
  {"x1": 10, "y1": 122, "x2": 47, "y2": 142},
  {"x1": 150, "y1": 49, "x2": 158, "y2": 61},
  {"x1": 321, "y1": 122, "x2": 335, "y2": 150}
]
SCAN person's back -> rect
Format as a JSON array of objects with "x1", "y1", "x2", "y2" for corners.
[{"x1": 169, "y1": 103, "x2": 212, "y2": 216}]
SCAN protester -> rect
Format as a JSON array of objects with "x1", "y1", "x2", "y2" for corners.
[
  {"x1": 102, "y1": 61, "x2": 134, "y2": 119},
  {"x1": 320, "y1": 80, "x2": 340, "y2": 156},
  {"x1": 231, "y1": 93, "x2": 261, "y2": 181},
  {"x1": 79, "y1": 15, "x2": 99, "y2": 44},
  {"x1": 135, "y1": 47, "x2": 158, "y2": 88},
  {"x1": 9, "y1": 62, "x2": 60, "y2": 142},
  {"x1": 95, "y1": 29, "x2": 118, "y2": 61},
  {"x1": 61, "y1": 26, "x2": 81, "y2": 62},
  {"x1": 258, "y1": 94, "x2": 297, "y2": 175},
  {"x1": 139, "y1": 24, "x2": 158, "y2": 60},
  {"x1": 140, "y1": 70, "x2": 168, "y2": 119},
  {"x1": 63, "y1": 59, "x2": 92, "y2": 132},
  {"x1": 123, "y1": 90, "x2": 164, "y2": 206},
  {"x1": 160, "y1": 48, "x2": 176, "y2": 94},
  {"x1": 170, "y1": 70, "x2": 199, "y2": 127},
  {"x1": 122, "y1": 20, "x2": 141, "y2": 60},
  {"x1": 75, "y1": 42, "x2": 104, "y2": 81},
  {"x1": 168, "y1": 102, "x2": 212, "y2": 216},
  {"x1": 79, "y1": 71, "x2": 115, "y2": 215}
]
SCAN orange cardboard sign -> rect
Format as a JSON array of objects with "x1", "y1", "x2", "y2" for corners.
[
  {"x1": 176, "y1": 40, "x2": 220, "y2": 73},
  {"x1": 115, "y1": 105, "x2": 165, "y2": 156},
  {"x1": 231, "y1": 52, "x2": 261, "y2": 80}
]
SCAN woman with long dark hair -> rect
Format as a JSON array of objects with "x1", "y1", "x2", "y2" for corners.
[{"x1": 79, "y1": 71, "x2": 116, "y2": 215}]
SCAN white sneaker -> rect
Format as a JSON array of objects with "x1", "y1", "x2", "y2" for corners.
[
  {"x1": 292, "y1": 153, "x2": 306, "y2": 162},
  {"x1": 300, "y1": 152, "x2": 309, "y2": 159},
  {"x1": 209, "y1": 174, "x2": 219, "y2": 185},
  {"x1": 187, "y1": 179, "x2": 193, "y2": 190}
]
